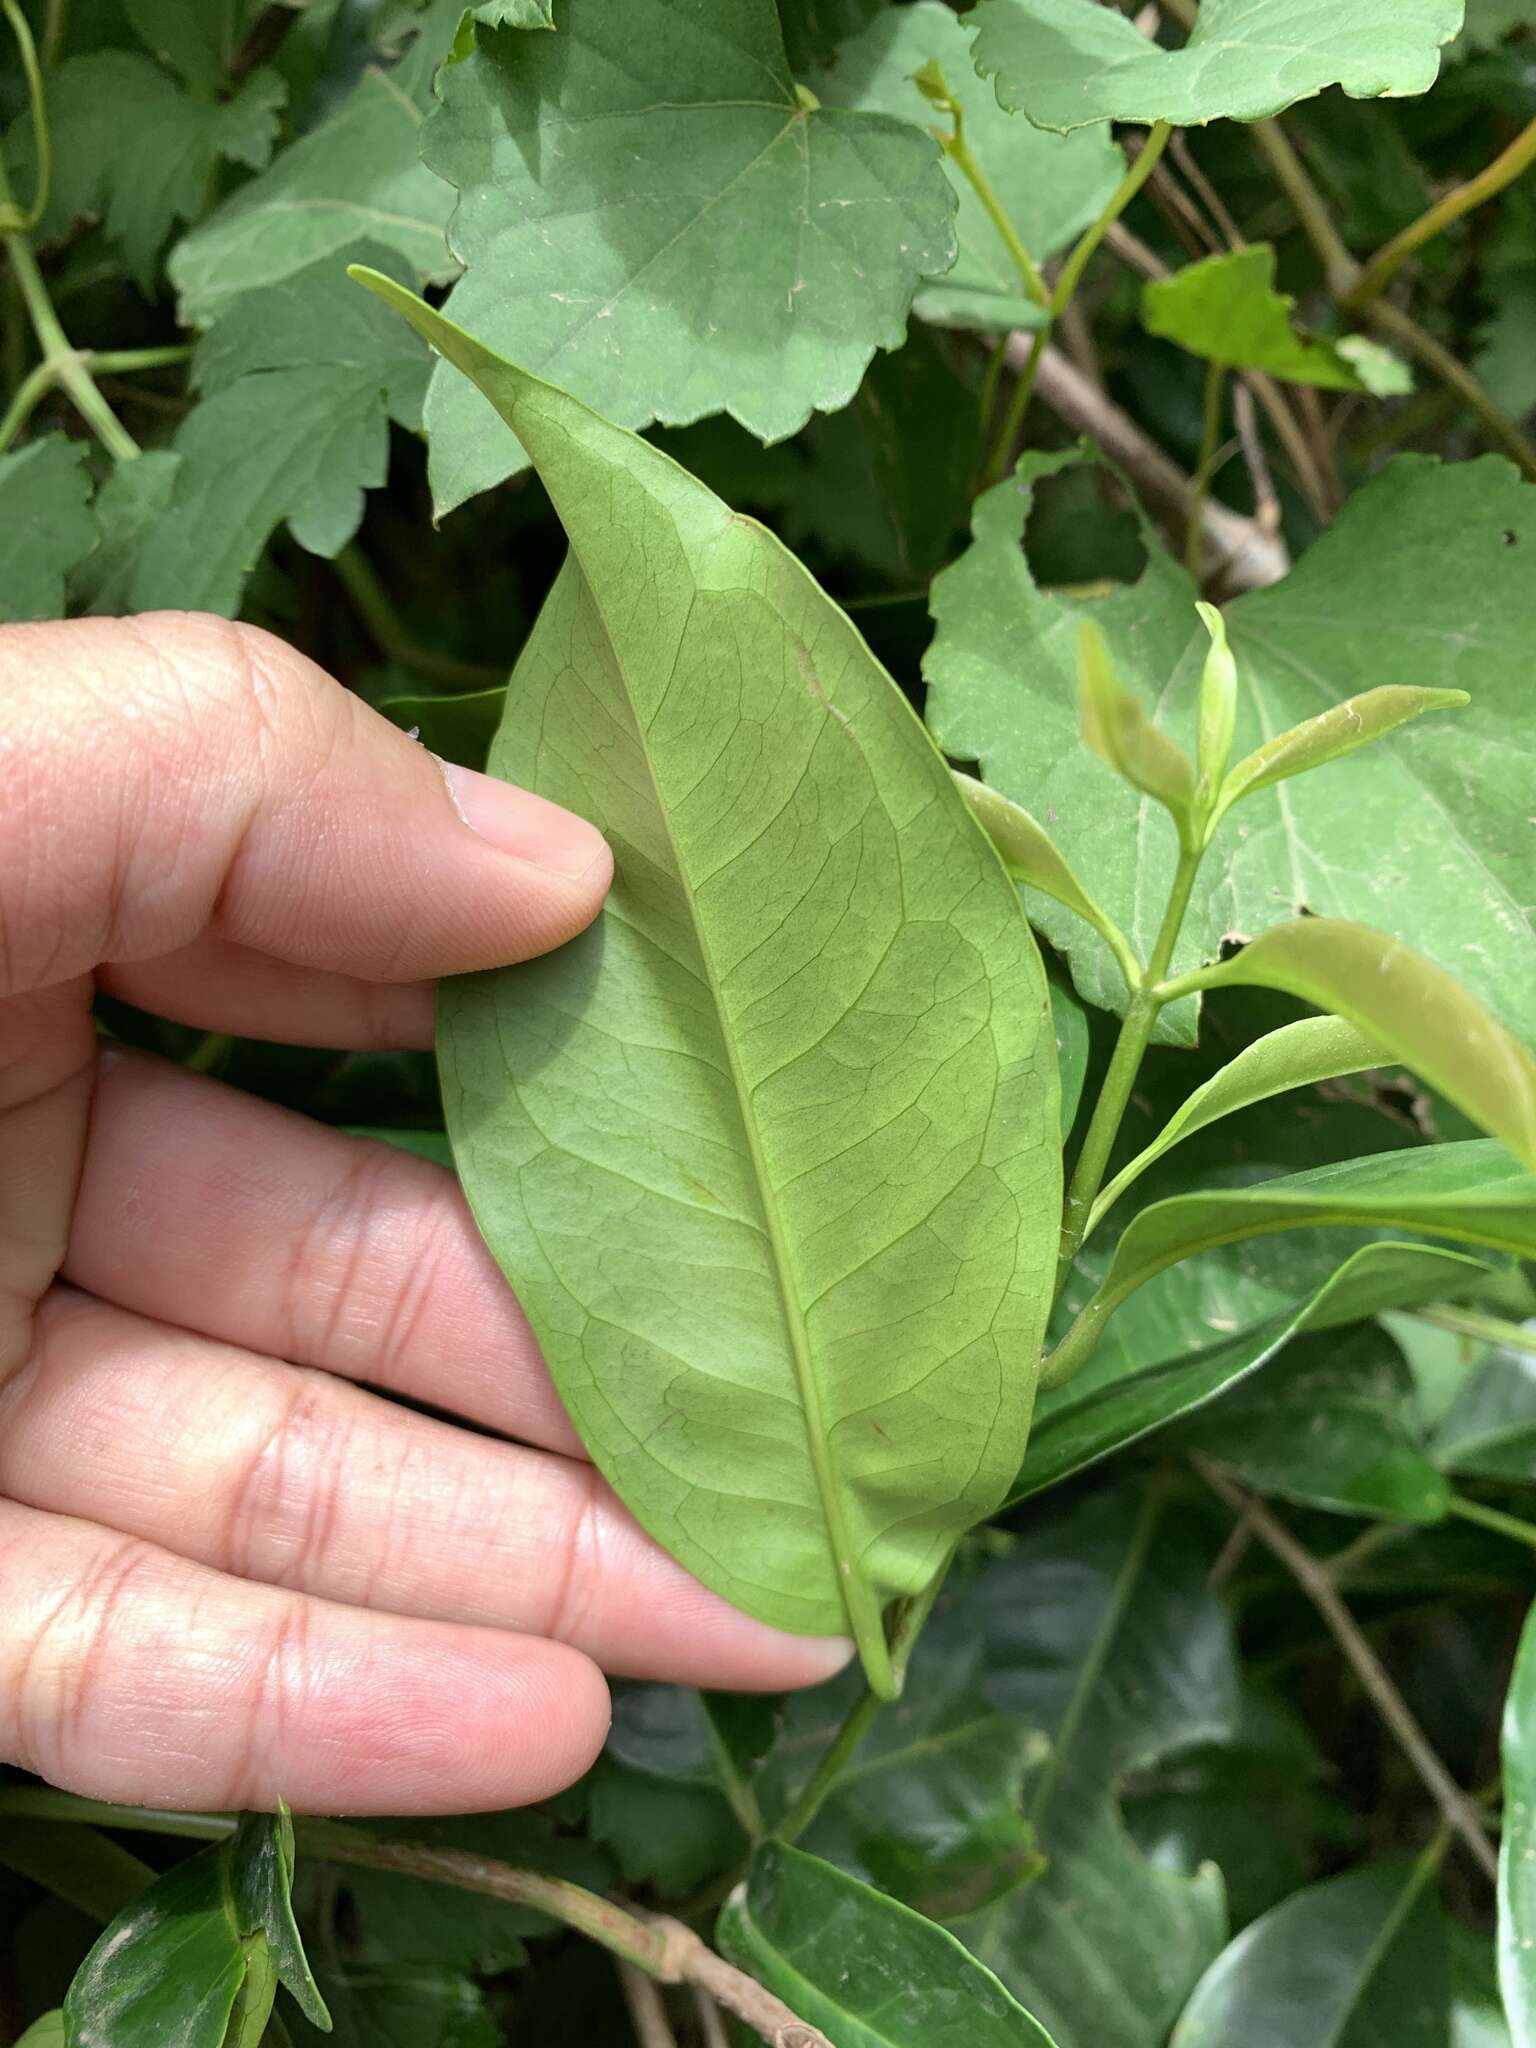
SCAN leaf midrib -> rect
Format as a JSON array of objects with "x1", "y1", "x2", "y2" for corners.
[{"x1": 563, "y1": 523, "x2": 884, "y2": 1667}]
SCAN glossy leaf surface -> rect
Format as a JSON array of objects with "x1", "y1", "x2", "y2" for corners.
[
  {"x1": 360, "y1": 274, "x2": 1061, "y2": 1683},
  {"x1": 1171, "y1": 1859, "x2": 1448, "y2": 2047},
  {"x1": 1501, "y1": 1598, "x2": 1536, "y2": 2045},
  {"x1": 719, "y1": 1841, "x2": 1058, "y2": 2045},
  {"x1": 968, "y1": 0, "x2": 1461, "y2": 132},
  {"x1": 417, "y1": 0, "x2": 958, "y2": 513},
  {"x1": 1435, "y1": 1336, "x2": 1536, "y2": 1485},
  {"x1": 815, "y1": 1, "x2": 1120, "y2": 332},
  {"x1": 925, "y1": 452, "x2": 1536, "y2": 1042},
  {"x1": 1179, "y1": 1323, "x2": 1451, "y2": 1523},
  {"x1": 1144, "y1": 247, "x2": 1368, "y2": 387},
  {"x1": 1055, "y1": 1144, "x2": 1536, "y2": 1377},
  {"x1": 1187, "y1": 919, "x2": 1536, "y2": 1174},
  {"x1": 1017, "y1": 1241, "x2": 1486, "y2": 1500}
]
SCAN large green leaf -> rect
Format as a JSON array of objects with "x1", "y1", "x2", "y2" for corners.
[
  {"x1": 1142, "y1": 246, "x2": 1369, "y2": 388},
  {"x1": 1178, "y1": 1322, "x2": 1451, "y2": 1523},
  {"x1": 6, "y1": 50, "x2": 284, "y2": 285},
  {"x1": 357, "y1": 273, "x2": 1060, "y2": 1691},
  {"x1": 1053, "y1": 1143, "x2": 1536, "y2": 1377},
  {"x1": 1016, "y1": 1241, "x2": 1487, "y2": 1500},
  {"x1": 132, "y1": 245, "x2": 431, "y2": 615},
  {"x1": 0, "y1": 440, "x2": 97, "y2": 623},
  {"x1": 924, "y1": 452, "x2": 1536, "y2": 1044},
  {"x1": 1501, "y1": 1599, "x2": 1536, "y2": 2045},
  {"x1": 1171, "y1": 1859, "x2": 1449, "y2": 2047},
  {"x1": 718, "y1": 1841, "x2": 1059, "y2": 2047},
  {"x1": 286, "y1": 1966, "x2": 498, "y2": 2048},
  {"x1": 813, "y1": 1, "x2": 1121, "y2": 333},
  {"x1": 168, "y1": 5, "x2": 460, "y2": 324},
  {"x1": 416, "y1": 0, "x2": 958, "y2": 514},
  {"x1": 967, "y1": 0, "x2": 1462, "y2": 133},
  {"x1": 953, "y1": 1485, "x2": 1234, "y2": 2048}
]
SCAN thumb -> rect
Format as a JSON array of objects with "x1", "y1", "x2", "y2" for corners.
[{"x1": 0, "y1": 612, "x2": 611, "y2": 993}]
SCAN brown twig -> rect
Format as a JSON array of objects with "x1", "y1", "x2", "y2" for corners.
[
  {"x1": 1193, "y1": 1456, "x2": 1500, "y2": 1882},
  {"x1": 1231, "y1": 380, "x2": 1280, "y2": 536},
  {"x1": 1014, "y1": 333, "x2": 1290, "y2": 589},
  {"x1": 620, "y1": 1960, "x2": 679, "y2": 2048},
  {"x1": 296, "y1": 1824, "x2": 833, "y2": 2048},
  {"x1": 692, "y1": 1987, "x2": 732, "y2": 2048}
]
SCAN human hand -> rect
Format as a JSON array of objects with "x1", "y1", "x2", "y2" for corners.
[{"x1": 0, "y1": 614, "x2": 848, "y2": 1817}]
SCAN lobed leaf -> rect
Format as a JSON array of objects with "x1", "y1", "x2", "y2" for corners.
[
  {"x1": 0, "y1": 440, "x2": 98, "y2": 624},
  {"x1": 814, "y1": 1, "x2": 1122, "y2": 333},
  {"x1": 719, "y1": 1841, "x2": 1059, "y2": 2045},
  {"x1": 417, "y1": 0, "x2": 958, "y2": 514},
  {"x1": 356, "y1": 271, "x2": 1061, "y2": 1691},
  {"x1": 967, "y1": 0, "x2": 1463, "y2": 134}
]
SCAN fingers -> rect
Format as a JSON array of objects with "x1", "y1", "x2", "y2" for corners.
[
  {"x1": 0, "y1": 613, "x2": 609, "y2": 998},
  {"x1": 68, "y1": 1051, "x2": 578, "y2": 1452},
  {"x1": 1, "y1": 1292, "x2": 850, "y2": 1694},
  {"x1": 99, "y1": 933, "x2": 436, "y2": 1048},
  {"x1": 0, "y1": 1496, "x2": 610, "y2": 1814}
]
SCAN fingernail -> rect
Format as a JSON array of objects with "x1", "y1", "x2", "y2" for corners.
[
  {"x1": 793, "y1": 1636, "x2": 858, "y2": 1683},
  {"x1": 439, "y1": 760, "x2": 607, "y2": 879}
]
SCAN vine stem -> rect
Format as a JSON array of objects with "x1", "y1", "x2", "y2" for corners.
[
  {"x1": 0, "y1": 0, "x2": 50, "y2": 231},
  {"x1": 938, "y1": 95, "x2": 1048, "y2": 308},
  {"x1": 1054, "y1": 835, "x2": 1203, "y2": 1295},
  {"x1": 985, "y1": 120, "x2": 1174, "y2": 484},
  {"x1": 1193, "y1": 1456, "x2": 1500, "y2": 1881},
  {"x1": 333, "y1": 543, "x2": 507, "y2": 691},
  {"x1": 1411, "y1": 1302, "x2": 1536, "y2": 1357},
  {"x1": 1349, "y1": 113, "x2": 1536, "y2": 308},
  {"x1": 1, "y1": 224, "x2": 138, "y2": 460},
  {"x1": 0, "y1": 1791, "x2": 832, "y2": 2048},
  {"x1": 1185, "y1": 356, "x2": 1226, "y2": 582}
]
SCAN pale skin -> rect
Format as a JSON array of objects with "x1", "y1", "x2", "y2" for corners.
[{"x1": 0, "y1": 612, "x2": 849, "y2": 1817}]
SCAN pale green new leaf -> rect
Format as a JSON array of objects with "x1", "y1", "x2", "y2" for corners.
[
  {"x1": 1053, "y1": 1143, "x2": 1536, "y2": 1380},
  {"x1": 168, "y1": 3, "x2": 461, "y2": 325},
  {"x1": 1186, "y1": 918, "x2": 1536, "y2": 1173},
  {"x1": 968, "y1": 0, "x2": 1463, "y2": 133},
  {"x1": 923, "y1": 450, "x2": 1536, "y2": 1044},
  {"x1": 955, "y1": 772, "x2": 1140, "y2": 990},
  {"x1": 0, "y1": 439, "x2": 97, "y2": 623},
  {"x1": 1501, "y1": 1599, "x2": 1536, "y2": 2046},
  {"x1": 1089, "y1": 1016, "x2": 1386, "y2": 1230},
  {"x1": 1172, "y1": 1859, "x2": 1448, "y2": 2047},
  {"x1": 1017, "y1": 1241, "x2": 1490, "y2": 1500},
  {"x1": 1078, "y1": 617, "x2": 1196, "y2": 814},
  {"x1": 358, "y1": 273, "x2": 1060, "y2": 1689},
  {"x1": 15, "y1": 2017, "x2": 64, "y2": 2048},
  {"x1": 1216, "y1": 685, "x2": 1470, "y2": 819},
  {"x1": 133, "y1": 246, "x2": 432, "y2": 616},
  {"x1": 814, "y1": 1, "x2": 1121, "y2": 332},
  {"x1": 7, "y1": 51, "x2": 284, "y2": 286},
  {"x1": 1143, "y1": 246, "x2": 1368, "y2": 388},
  {"x1": 417, "y1": 0, "x2": 958, "y2": 514}
]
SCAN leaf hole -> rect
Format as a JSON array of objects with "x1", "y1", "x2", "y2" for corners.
[{"x1": 1022, "y1": 463, "x2": 1148, "y2": 592}]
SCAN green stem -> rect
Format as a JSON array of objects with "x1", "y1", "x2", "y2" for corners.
[
  {"x1": 333, "y1": 543, "x2": 507, "y2": 692},
  {"x1": 0, "y1": 222, "x2": 138, "y2": 460},
  {"x1": 0, "y1": 1788, "x2": 234, "y2": 1839},
  {"x1": 0, "y1": 355, "x2": 55, "y2": 451},
  {"x1": 1411, "y1": 1302, "x2": 1536, "y2": 1357},
  {"x1": 1186, "y1": 357, "x2": 1226, "y2": 583},
  {"x1": 1, "y1": 0, "x2": 50, "y2": 232},
  {"x1": 774, "y1": 1687, "x2": 885, "y2": 1847},
  {"x1": 705, "y1": 1717, "x2": 767, "y2": 1841},
  {"x1": 1361, "y1": 294, "x2": 1536, "y2": 484},
  {"x1": 1350, "y1": 114, "x2": 1536, "y2": 308},
  {"x1": 984, "y1": 120, "x2": 1174, "y2": 484},
  {"x1": 1054, "y1": 834, "x2": 1204, "y2": 1296},
  {"x1": 1247, "y1": 118, "x2": 1359, "y2": 294},
  {"x1": 943, "y1": 119, "x2": 1048, "y2": 308},
  {"x1": 90, "y1": 344, "x2": 193, "y2": 374},
  {"x1": 42, "y1": 0, "x2": 67, "y2": 66},
  {"x1": 1448, "y1": 1494, "x2": 1536, "y2": 1555}
]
